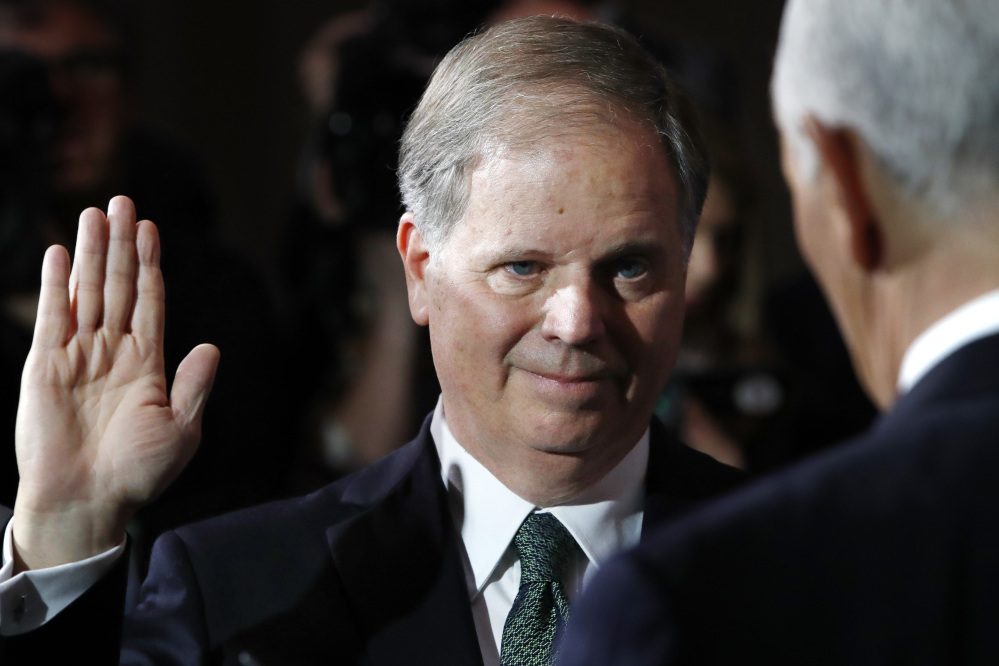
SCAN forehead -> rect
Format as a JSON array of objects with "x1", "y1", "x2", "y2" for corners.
[{"x1": 456, "y1": 122, "x2": 680, "y2": 255}]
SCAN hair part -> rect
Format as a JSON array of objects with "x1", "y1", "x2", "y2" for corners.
[
  {"x1": 772, "y1": 0, "x2": 999, "y2": 217},
  {"x1": 398, "y1": 16, "x2": 710, "y2": 257}
]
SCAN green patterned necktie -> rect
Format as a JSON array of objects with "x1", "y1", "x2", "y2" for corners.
[{"x1": 499, "y1": 512, "x2": 580, "y2": 666}]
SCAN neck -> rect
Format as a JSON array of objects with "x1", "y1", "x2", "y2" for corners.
[
  {"x1": 443, "y1": 410, "x2": 646, "y2": 507},
  {"x1": 860, "y1": 213, "x2": 999, "y2": 408},
  {"x1": 466, "y1": 446, "x2": 630, "y2": 507}
]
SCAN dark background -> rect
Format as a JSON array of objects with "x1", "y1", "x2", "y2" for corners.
[{"x1": 130, "y1": 0, "x2": 798, "y2": 288}]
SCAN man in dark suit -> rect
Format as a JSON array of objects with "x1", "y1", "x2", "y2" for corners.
[
  {"x1": 561, "y1": 0, "x2": 999, "y2": 663},
  {"x1": 0, "y1": 17, "x2": 745, "y2": 664}
]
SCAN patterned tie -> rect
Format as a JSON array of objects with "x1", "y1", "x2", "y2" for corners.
[{"x1": 499, "y1": 512, "x2": 580, "y2": 666}]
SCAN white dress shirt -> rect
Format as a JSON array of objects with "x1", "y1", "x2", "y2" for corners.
[
  {"x1": 897, "y1": 288, "x2": 999, "y2": 394},
  {"x1": 0, "y1": 518, "x2": 124, "y2": 635},
  {"x1": 431, "y1": 398, "x2": 647, "y2": 666}
]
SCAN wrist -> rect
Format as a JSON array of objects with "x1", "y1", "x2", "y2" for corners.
[{"x1": 10, "y1": 497, "x2": 129, "y2": 573}]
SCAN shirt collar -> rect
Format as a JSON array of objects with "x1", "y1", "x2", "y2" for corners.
[
  {"x1": 898, "y1": 288, "x2": 999, "y2": 394},
  {"x1": 431, "y1": 397, "x2": 648, "y2": 597}
]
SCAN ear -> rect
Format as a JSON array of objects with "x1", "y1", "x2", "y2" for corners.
[
  {"x1": 397, "y1": 212, "x2": 432, "y2": 326},
  {"x1": 805, "y1": 118, "x2": 884, "y2": 271}
]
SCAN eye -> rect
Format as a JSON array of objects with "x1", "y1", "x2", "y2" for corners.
[
  {"x1": 613, "y1": 258, "x2": 648, "y2": 280},
  {"x1": 506, "y1": 261, "x2": 540, "y2": 277}
]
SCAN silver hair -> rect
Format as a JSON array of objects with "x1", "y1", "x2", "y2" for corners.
[
  {"x1": 398, "y1": 16, "x2": 709, "y2": 256},
  {"x1": 772, "y1": 0, "x2": 999, "y2": 215}
]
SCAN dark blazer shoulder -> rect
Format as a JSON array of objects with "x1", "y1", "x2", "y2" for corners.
[
  {"x1": 176, "y1": 417, "x2": 434, "y2": 549},
  {"x1": 164, "y1": 419, "x2": 441, "y2": 650}
]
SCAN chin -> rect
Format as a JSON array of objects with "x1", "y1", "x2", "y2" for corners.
[{"x1": 524, "y1": 416, "x2": 617, "y2": 456}]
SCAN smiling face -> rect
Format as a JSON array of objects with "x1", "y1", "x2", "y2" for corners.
[{"x1": 400, "y1": 120, "x2": 687, "y2": 504}]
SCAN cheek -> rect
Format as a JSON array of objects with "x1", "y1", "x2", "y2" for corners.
[
  {"x1": 430, "y1": 278, "x2": 536, "y2": 378},
  {"x1": 622, "y1": 293, "x2": 685, "y2": 375}
]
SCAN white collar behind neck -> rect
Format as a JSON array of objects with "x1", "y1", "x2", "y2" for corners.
[{"x1": 897, "y1": 288, "x2": 999, "y2": 395}]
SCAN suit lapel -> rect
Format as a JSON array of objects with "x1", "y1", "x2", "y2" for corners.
[{"x1": 328, "y1": 423, "x2": 484, "y2": 666}]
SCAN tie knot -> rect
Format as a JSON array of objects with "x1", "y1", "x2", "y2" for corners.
[{"x1": 513, "y1": 512, "x2": 579, "y2": 584}]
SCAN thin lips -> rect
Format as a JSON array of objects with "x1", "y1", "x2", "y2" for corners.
[{"x1": 525, "y1": 368, "x2": 616, "y2": 383}]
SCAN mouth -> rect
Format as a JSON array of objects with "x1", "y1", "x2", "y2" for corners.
[
  {"x1": 519, "y1": 367, "x2": 619, "y2": 404},
  {"x1": 526, "y1": 369, "x2": 610, "y2": 383}
]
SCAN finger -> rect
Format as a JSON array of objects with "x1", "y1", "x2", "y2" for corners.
[
  {"x1": 170, "y1": 344, "x2": 221, "y2": 441},
  {"x1": 32, "y1": 245, "x2": 72, "y2": 349},
  {"x1": 103, "y1": 196, "x2": 139, "y2": 334},
  {"x1": 131, "y1": 220, "x2": 165, "y2": 346},
  {"x1": 69, "y1": 208, "x2": 109, "y2": 334}
]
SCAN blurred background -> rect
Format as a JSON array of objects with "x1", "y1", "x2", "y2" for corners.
[
  {"x1": 0, "y1": 0, "x2": 877, "y2": 580},
  {"x1": 131, "y1": 0, "x2": 796, "y2": 282}
]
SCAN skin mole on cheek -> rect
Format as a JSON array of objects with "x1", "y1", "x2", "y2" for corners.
[{"x1": 557, "y1": 207, "x2": 565, "y2": 215}]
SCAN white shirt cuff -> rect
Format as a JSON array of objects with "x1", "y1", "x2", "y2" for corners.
[{"x1": 0, "y1": 516, "x2": 125, "y2": 636}]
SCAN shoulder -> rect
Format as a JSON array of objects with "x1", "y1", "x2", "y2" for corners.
[
  {"x1": 613, "y1": 391, "x2": 999, "y2": 655},
  {"x1": 138, "y1": 424, "x2": 439, "y2": 648},
  {"x1": 656, "y1": 362, "x2": 999, "y2": 543},
  {"x1": 647, "y1": 394, "x2": 999, "y2": 561},
  {"x1": 172, "y1": 424, "x2": 435, "y2": 560}
]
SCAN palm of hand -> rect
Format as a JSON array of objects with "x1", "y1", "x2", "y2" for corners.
[
  {"x1": 19, "y1": 331, "x2": 176, "y2": 509},
  {"x1": 13, "y1": 196, "x2": 218, "y2": 568}
]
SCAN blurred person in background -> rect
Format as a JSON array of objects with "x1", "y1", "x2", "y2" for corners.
[
  {"x1": 281, "y1": 0, "x2": 501, "y2": 485},
  {"x1": 0, "y1": 0, "x2": 294, "y2": 574},
  {"x1": 661, "y1": 123, "x2": 878, "y2": 474},
  {"x1": 655, "y1": 124, "x2": 774, "y2": 470}
]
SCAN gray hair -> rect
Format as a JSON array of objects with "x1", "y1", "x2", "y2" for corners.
[
  {"x1": 398, "y1": 16, "x2": 709, "y2": 256},
  {"x1": 772, "y1": 0, "x2": 999, "y2": 216}
]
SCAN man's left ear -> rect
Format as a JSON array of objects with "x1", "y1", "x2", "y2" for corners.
[
  {"x1": 806, "y1": 118, "x2": 884, "y2": 271},
  {"x1": 397, "y1": 212, "x2": 432, "y2": 326}
]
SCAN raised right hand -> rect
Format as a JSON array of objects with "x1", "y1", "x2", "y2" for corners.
[{"x1": 11, "y1": 196, "x2": 220, "y2": 571}]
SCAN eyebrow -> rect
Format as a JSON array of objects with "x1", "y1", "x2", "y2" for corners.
[
  {"x1": 484, "y1": 247, "x2": 552, "y2": 264},
  {"x1": 597, "y1": 240, "x2": 668, "y2": 262},
  {"x1": 484, "y1": 239, "x2": 668, "y2": 265}
]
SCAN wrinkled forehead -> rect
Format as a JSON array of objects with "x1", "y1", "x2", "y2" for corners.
[
  {"x1": 448, "y1": 123, "x2": 682, "y2": 254},
  {"x1": 468, "y1": 117, "x2": 677, "y2": 208}
]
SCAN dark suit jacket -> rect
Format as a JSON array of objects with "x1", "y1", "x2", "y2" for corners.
[
  {"x1": 1, "y1": 414, "x2": 745, "y2": 665},
  {"x1": 562, "y1": 333, "x2": 999, "y2": 666}
]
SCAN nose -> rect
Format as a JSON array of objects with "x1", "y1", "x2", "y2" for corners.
[{"x1": 541, "y1": 279, "x2": 607, "y2": 346}]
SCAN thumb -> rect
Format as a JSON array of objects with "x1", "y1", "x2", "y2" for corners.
[{"x1": 170, "y1": 343, "x2": 221, "y2": 439}]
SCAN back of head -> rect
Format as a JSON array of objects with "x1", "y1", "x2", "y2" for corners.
[
  {"x1": 772, "y1": 0, "x2": 999, "y2": 218},
  {"x1": 399, "y1": 15, "x2": 709, "y2": 255}
]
